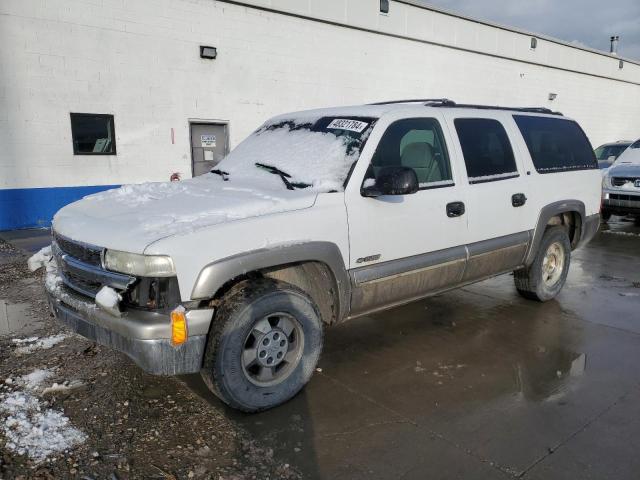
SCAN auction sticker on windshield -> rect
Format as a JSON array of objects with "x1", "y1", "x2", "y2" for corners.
[{"x1": 327, "y1": 119, "x2": 369, "y2": 133}]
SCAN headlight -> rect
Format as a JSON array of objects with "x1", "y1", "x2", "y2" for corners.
[{"x1": 104, "y1": 250, "x2": 175, "y2": 277}]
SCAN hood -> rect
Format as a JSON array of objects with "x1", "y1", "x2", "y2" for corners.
[
  {"x1": 607, "y1": 162, "x2": 640, "y2": 178},
  {"x1": 52, "y1": 175, "x2": 317, "y2": 253},
  {"x1": 615, "y1": 147, "x2": 640, "y2": 165}
]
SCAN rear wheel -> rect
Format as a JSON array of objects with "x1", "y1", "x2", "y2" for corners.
[
  {"x1": 201, "y1": 278, "x2": 323, "y2": 412},
  {"x1": 514, "y1": 226, "x2": 571, "y2": 302}
]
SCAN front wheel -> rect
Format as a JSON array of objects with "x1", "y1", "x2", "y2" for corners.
[
  {"x1": 201, "y1": 278, "x2": 323, "y2": 412},
  {"x1": 514, "y1": 226, "x2": 571, "y2": 302}
]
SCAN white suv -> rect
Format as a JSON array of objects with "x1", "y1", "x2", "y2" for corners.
[{"x1": 44, "y1": 99, "x2": 601, "y2": 411}]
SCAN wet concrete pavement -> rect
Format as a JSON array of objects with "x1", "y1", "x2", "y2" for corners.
[{"x1": 185, "y1": 217, "x2": 640, "y2": 479}]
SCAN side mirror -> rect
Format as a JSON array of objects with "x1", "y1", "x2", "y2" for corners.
[{"x1": 361, "y1": 166, "x2": 419, "y2": 197}]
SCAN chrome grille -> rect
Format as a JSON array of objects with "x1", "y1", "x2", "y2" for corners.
[
  {"x1": 53, "y1": 232, "x2": 103, "y2": 267},
  {"x1": 52, "y1": 235, "x2": 134, "y2": 299}
]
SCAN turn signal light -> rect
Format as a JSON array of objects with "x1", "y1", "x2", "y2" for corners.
[{"x1": 171, "y1": 307, "x2": 188, "y2": 347}]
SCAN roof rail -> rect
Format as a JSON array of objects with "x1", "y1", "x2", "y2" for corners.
[
  {"x1": 369, "y1": 98, "x2": 456, "y2": 106},
  {"x1": 433, "y1": 103, "x2": 563, "y2": 116},
  {"x1": 369, "y1": 98, "x2": 563, "y2": 116}
]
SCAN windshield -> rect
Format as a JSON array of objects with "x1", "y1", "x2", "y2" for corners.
[
  {"x1": 595, "y1": 144, "x2": 630, "y2": 160},
  {"x1": 216, "y1": 116, "x2": 377, "y2": 192}
]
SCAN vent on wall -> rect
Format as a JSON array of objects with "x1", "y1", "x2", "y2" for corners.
[
  {"x1": 619, "y1": 60, "x2": 624, "y2": 69},
  {"x1": 380, "y1": 0, "x2": 389, "y2": 14},
  {"x1": 530, "y1": 37, "x2": 538, "y2": 50}
]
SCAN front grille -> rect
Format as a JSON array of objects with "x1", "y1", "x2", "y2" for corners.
[
  {"x1": 612, "y1": 177, "x2": 638, "y2": 187},
  {"x1": 54, "y1": 232, "x2": 103, "y2": 267},
  {"x1": 52, "y1": 234, "x2": 134, "y2": 300},
  {"x1": 63, "y1": 269, "x2": 103, "y2": 297},
  {"x1": 609, "y1": 193, "x2": 640, "y2": 202}
]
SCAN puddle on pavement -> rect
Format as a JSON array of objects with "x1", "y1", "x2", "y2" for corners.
[
  {"x1": 0, "y1": 299, "x2": 42, "y2": 337},
  {"x1": 514, "y1": 348, "x2": 586, "y2": 402}
]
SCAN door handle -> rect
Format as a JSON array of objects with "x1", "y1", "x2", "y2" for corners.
[
  {"x1": 446, "y1": 201, "x2": 465, "y2": 218},
  {"x1": 512, "y1": 193, "x2": 527, "y2": 207}
]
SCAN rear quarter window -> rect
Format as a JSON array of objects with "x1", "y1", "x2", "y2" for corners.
[
  {"x1": 454, "y1": 118, "x2": 519, "y2": 184},
  {"x1": 513, "y1": 115, "x2": 597, "y2": 173}
]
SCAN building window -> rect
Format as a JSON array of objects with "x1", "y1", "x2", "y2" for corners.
[
  {"x1": 380, "y1": 0, "x2": 389, "y2": 14},
  {"x1": 70, "y1": 113, "x2": 116, "y2": 155},
  {"x1": 454, "y1": 118, "x2": 519, "y2": 184},
  {"x1": 530, "y1": 37, "x2": 537, "y2": 50}
]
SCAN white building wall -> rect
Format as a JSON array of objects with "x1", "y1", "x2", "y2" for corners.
[{"x1": 0, "y1": 0, "x2": 639, "y2": 218}]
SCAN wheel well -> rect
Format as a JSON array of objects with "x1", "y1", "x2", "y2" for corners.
[
  {"x1": 207, "y1": 261, "x2": 340, "y2": 325},
  {"x1": 546, "y1": 211, "x2": 582, "y2": 248}
]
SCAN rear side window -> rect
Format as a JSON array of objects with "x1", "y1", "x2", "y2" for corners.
[
  {"x1": 454, "y1": 119, "x2": 518, "y2": 184},
  {"x1": 513, "y1": 115, "x2": 597, "y2": 173}
]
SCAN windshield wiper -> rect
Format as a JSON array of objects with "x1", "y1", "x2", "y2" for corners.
[
  {"x1": 255, "y1": 163, "x2": 310, "y2": 190},
  {"x1": 211, "y1": 169, "x2": 230, "y2": 181}
]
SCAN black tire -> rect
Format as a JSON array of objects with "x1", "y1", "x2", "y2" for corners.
[
  {"x1": 201, "y1": 278, "x2": 323, "y2": 412},
  {"x1": 514, "y1": 226, "x2": 571, "y2": 302},
  {"x1": 635, "y1": 216, "x2": 640, "y2": 227},
  {"x1": 601, "y1": 210, "x2": 612, "y2": 222}
]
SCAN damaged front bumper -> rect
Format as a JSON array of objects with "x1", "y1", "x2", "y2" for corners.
[{"x1": 45, "y1": 272, "x2": 213, "y2": 376}]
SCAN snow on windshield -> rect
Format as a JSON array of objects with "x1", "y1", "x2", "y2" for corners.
[{"x1": 217, "y1": 117, "x2": 374, "y2": 192}]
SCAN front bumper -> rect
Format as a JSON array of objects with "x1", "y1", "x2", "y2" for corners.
[
  {"x1": 602, "y1": 189, "x2": 640, "y2": 216},
  {"x1": 46, "y1": 273, "x2": 213, "y2": 375}
]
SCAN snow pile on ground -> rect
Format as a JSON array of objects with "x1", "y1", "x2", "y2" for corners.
[
  {"x1": 95, "y1": 286, "x2": 120, "y2": 310},
  {"x1": 19, "y1": 369, "x2": 55, "y2": 391},
  {"x1": 12, "y1": 334, "x2": 68, "y2": 354},
  {"x1": 603, "y1": 230, "x2": 640, "y2": 238},
  {"x1": 41, "y1": 380, "x2": 84, "y2": 396},
  {"x1": 0, "y1": 391, "x2": 86, "y2": 463},
  {"x1": 27, "y1": 246, "x2": 53, "y2": 272}
]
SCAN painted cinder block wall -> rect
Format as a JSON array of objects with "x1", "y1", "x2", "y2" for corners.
[{"x1": 1, "y1": 0, "x2": 639, "y2": 229}]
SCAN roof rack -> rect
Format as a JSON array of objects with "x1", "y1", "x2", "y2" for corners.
[
  {"x1": 370, "y1": 98, "x2": 456, "y2": 106},
  {"x1": 369, "y1": 98, "x2": 563, "y2": 116}
]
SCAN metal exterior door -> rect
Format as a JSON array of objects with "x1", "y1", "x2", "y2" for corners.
[{"x1": 190, "y1": 123, "x2": 229, "y2": 177}]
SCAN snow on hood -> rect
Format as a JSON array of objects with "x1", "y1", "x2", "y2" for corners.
[{"x1": 52, "y1": 174, "x2": 318, "y2": 253}]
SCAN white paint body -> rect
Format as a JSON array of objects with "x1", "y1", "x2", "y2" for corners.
[{"x1": 53, "y1": 104, "x2": 602, "y2": 300}]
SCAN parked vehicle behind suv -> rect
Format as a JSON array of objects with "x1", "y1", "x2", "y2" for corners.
[
  {"x1": 602, "y1": 138, "x2": 640, "y2": 223},
  {"x1": 594, "y1": 140, "x2": 632, "y2": 169},
  {"x1": 43, "y1": 99, "x2": 601, "y2": 412}
]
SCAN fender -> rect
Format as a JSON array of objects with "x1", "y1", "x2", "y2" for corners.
[
  {"x1": 525, "y1": 199, "x2": 590, "y2": 266},
  {"x1": 190, "y1": 241, "x2": 351, "y2": 321}
]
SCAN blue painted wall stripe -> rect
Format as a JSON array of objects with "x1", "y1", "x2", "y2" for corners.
[{"x1": 0, "y1": 185, "x2": 120, "y2": 231}]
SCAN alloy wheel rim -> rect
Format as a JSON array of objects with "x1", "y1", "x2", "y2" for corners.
[
  {"x1": 542, "y1": 242, "x2": 565, "y2": 287},
  {"x1": 241, "y1": 312, "x2": 304, "y2": 387}
]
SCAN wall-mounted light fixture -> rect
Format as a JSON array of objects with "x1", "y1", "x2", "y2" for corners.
[
  {"x1": 200, "y1": 46, "x2": 217, "y2": 60},
  {"x1": 530, "y1": 37, "x2": 537, "y2": 50},
  {"x1": 548, "y1": 93, "x2": 558, "y2": 101},
  {"x1": 380, "y1": 0, "x2": 389, "y2": 14},
  {"x1": 619, "y1": 59, "x2": 624, "y2": 69}
]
